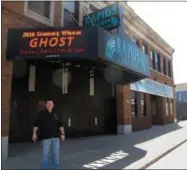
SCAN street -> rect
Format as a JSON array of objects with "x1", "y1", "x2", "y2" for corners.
[
  {"x1": 147, "y1": 141, "x2": 187, "y2": 169},
  {"x1": 2, "y1": 121, "x2": 187, "y2": 169}
]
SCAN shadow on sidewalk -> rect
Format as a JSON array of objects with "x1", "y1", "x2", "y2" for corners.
[{"x1": 2, "y1": 122, "x2": 184, "y2": 169}]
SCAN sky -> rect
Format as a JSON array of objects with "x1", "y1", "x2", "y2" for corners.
[{"x1": 128, "y1": 2, "x2": 187, "y2": 85}]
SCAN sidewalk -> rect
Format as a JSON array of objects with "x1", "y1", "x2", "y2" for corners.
[{"x1": 2, "y1": 121, "x2": 187, "y2": 169}]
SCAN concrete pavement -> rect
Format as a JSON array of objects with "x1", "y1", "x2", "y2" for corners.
[
  {"x1": 147, "y1": 141, "x2": 187, "y2": 169},
  {"x1": 2, "y1": 121, "x2": 187, "y2": 169}
]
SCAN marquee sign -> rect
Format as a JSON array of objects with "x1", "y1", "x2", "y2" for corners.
[
  {"x1": 6, "y1": 28, "x2": 87, "y2": 60},
  {"x1": 83, "y1": 3, "x2": 120, "y2": 31}
]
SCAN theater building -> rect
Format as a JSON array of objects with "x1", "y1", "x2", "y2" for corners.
[{"x1": 2, "y1": 1, "x2": 176, "y2": 159}]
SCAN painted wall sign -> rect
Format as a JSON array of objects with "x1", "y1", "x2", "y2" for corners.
[
  {"x1": 130, "y1": 78, "x2": 174, "y2": 98},
  {"x1": 83, "y1": 3, "x2": 120, "y2": 31},
  {"x1": 6, "y1": 28, "x2": 88, "y2": 60},
  {"x1": 98, "y1": 29, "x2": 150, "y2": 76}
]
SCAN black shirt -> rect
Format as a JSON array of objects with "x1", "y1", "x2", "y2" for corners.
[{"x1": 34, "y1": 110, "x2": 63, "y2": 140}]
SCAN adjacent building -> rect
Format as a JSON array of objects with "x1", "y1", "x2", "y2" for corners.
[
  {"x1": 2, "y1": 1, "x2": 175, "y2": 160},
  {"x1": 176, "y1": 83, "x2": 187, "y2": 121}
]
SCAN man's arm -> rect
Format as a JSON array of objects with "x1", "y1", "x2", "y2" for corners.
[
  {"x1": 59, "y1": 127, "x2": 65, "y2": 135},
  {"x1": 33, "y1": 127, "x2": 38, "y2": 134},
  {"x1": 32, "y1": 112, "x2": 41, "y2": 141},
  {"x1": 58, "y1": 114, "x2": 65, "y2": 140}
]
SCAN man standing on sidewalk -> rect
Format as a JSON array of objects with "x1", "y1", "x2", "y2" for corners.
[{"x1": 32, "y1": 100, "x2": 65, "y2": 170}]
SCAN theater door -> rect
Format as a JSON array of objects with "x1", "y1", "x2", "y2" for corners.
[{"x1": 9, "y1": 60, "x2": 117, "y2": 142}]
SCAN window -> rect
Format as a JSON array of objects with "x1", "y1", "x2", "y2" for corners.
[
  {"x1": 28, "y1": 65, "x2": 36, "y2": 92},
  {"x1": 163, "y1": 57, "x2": 167, "y2": 75},
  {"x1": 165, "y1": 98, "x2": 169, "y2": 116},
  {"x1": 63, "y1": 1, "x2": 79, "y2": 27},
  {"x1": 131, "y1": 91, "x2": 137, "y2": 117},
  {"x1": 169, "y1": 99, "x2": 173, "y2": 115},
  {"x1": 136, "y1": 40, "x2": 140, "y2": 47},
  {"x1": 142, "y1": 44, "x2": 149, "y2": 56},
  {"x1": 132, "y1": 37, "x2": 137, "y2": 44},
  {"x1": 156, "y1": 53, "x2": 161, "y2": 72},
  {"x1": 28, "y1": 1, "x2": 50, "y2": 18},
  {"x1": 24, "y1": 1, "x2": 54, "y2": 26},
  {"x1": 150, "y1": 50, "x2": 154, "y2": 68},
  {"x1": 140, "y1": 93, "x2": 146, "y2": 116},
  {"x1": 151, "y1": 50, "x2": 156, "y2": 70},
  {"x1": 89, "y1": 69, "x2": 94, "y2": 96},
  {"x1": 153, "y1": 51, "x2": 161, "y2": 72},
  {"x1": 168, "y1": 61, "x2": 172, "y2": 77}
]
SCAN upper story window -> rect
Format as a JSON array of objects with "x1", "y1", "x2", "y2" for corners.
[
  {"x1": 150, "y1": 50, "x2": 153, "y2": 68},
  {"x1": 28, "y1": 1, "x2": 50, "y2": 18},
  {"x1": 24, "y1": 1, "x2": 55, "y2": 26},
  {"x1": 168, "y1": 60, "x2": 172, "y2": 78},
  {"x1": 152, "y1": 50, "x2": 156, "y2": 70},
  {"x1": 157, "y1": 53, "x2": 161, "y2": 72},
  {"x1": 142, "y1": 44, "x2": 149, "y2": 56},
  {"x1": 63, "y1": 1, "x2": 79, "y2": 27},
  {"x1": 132, "y1": 37, "x2": 137, "y2": 44},
  {"x1": 163, "y1": 57, "x2": 167, "y2": 75},
  {"x1": 152, "y1": 51, "x2": 161, "y2": 72}
]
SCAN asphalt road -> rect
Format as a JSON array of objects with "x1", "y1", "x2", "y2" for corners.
[{"x1": 147, "y1": 141, "x2": 187, "y2": 169}]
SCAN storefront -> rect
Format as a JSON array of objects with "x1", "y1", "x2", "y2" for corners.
[{"x1": 130, "y1": 78, "x2": 174, "y2": 129}]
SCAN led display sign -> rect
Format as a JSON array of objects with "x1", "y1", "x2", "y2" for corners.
[{"x1": 6, "y1": 28, "x2": 87, "y2": 60}]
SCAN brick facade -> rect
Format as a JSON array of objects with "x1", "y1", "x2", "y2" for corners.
[{"x1": 2, "y1": 1, "x2": 176, "y2": 159}]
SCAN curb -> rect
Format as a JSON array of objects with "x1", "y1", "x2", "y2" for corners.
[{"x1": 139, "y1": 139, "x2": 187, "y2": 170}]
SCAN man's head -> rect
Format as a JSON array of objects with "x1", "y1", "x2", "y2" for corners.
[{"x1": 45, "y1": 100, "x2": 54, "y2": 112}]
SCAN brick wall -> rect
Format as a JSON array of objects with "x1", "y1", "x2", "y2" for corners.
[
  {"x1": 2, "y1": 1, "x2": 62, "y2": 137},
  {"x1": 116, "y1": 85, "x2": 131, "y2": 126}
]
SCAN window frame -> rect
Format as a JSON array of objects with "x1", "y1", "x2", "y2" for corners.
[{"x1": 24, "y1": 1, "x2": 55, "y2": 26}]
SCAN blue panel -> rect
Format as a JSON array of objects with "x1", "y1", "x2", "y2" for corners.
[
  {"x1": 176, "y1": 90, "x2": 187, "y2": 101},
  {"x1": 130, "y1": 78, "x2": 174, "y2": 98},
  {"x1": 98, "y1": 29, "x2": 150, "y2": 76}
]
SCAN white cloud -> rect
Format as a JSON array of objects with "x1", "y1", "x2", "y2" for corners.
[{"x1": 128, "y1": 2, "x2": 187, "y2": 84}]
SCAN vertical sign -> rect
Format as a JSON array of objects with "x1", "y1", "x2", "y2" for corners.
[{"x1": 83, "y1": 3, "x2": 120, "y2": 31}]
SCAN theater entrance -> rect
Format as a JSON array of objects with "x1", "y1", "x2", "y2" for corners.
[{"x1": 9, "y1": 59, "x2": 117, "y2": 142}]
